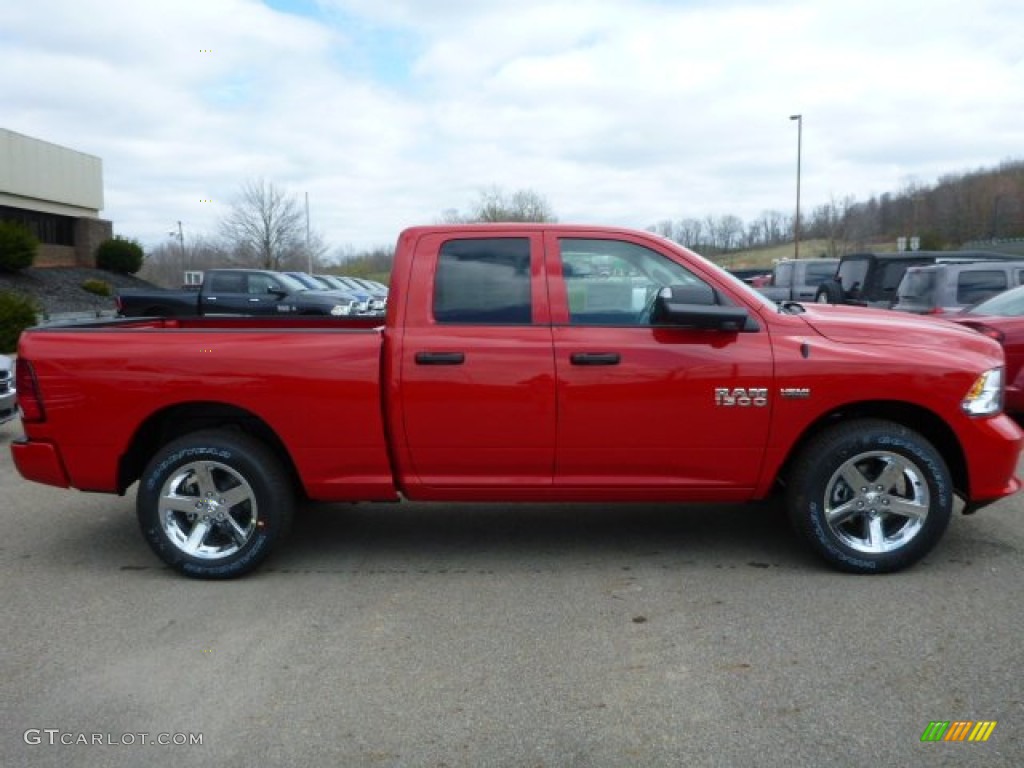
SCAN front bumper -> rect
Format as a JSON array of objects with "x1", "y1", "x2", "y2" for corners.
[{"x1": 960, "y1": 413, "x2": 1023, "y2": 507}]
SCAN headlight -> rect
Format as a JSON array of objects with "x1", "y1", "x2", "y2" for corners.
[
  {"x1": 962, "y1": 367, "x2": 1003, "y2": 416},
  {"x1": 330, "y1": 304, "x2": 352, "y2": 316}
]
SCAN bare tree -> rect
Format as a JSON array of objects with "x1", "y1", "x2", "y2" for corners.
[
  {"x1": 675, "y1": 218, "x2": 704, "y2": 250},
  {"x1": 220, "y1": 178, "x2": 304, "y2": 270},
  {"x1": 139, "y1": 236, "x2": 232, "y2": 288},
  {"x1": 441, "y1": 186, "x2": 557, "y2": 223}
]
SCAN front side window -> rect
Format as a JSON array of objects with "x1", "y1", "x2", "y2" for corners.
[
  {"x1": 957, "y1": 270, "x2": 1007, "y2": 304},
  {"x1": 559, "y1": 238, "x2": 710, "y2": 326},
  {"x1": 433, "y1": 238, "x2": 532, "y2": 324},
  {"x1": 837, "y1": 260, "x2": 869, "y2": 293},
  {"x1": 248, "y1": 273, "x2": 281, "y2": 295}
]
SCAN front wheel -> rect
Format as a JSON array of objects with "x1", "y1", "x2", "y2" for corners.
[
  {"x1": 786, "y1": 420, "x2": 953, "y2": 573},
  {"x1": 137, "y1": 429, "x2": 294, "y2": 578}
]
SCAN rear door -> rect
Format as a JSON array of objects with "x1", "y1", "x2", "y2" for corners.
[
  {"x1": 547, "y1": 233, "x2": 774, "y2": 494},
  {"x1": 397, "y1": 232, "x2": 556, "y2": 490}
]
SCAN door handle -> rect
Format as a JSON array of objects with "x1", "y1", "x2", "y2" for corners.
[
  {"x1": 415, "y1": 351, "x2": 466, "y2": 365},
  {"x1": 570, "y1": 352, "x2": 620, "y2": 366}
]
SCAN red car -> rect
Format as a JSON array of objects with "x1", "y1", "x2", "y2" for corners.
[{"x1": 951, "y1": 284, "x2": 1024, "y2": 413}]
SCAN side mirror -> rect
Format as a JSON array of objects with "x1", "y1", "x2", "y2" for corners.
[{"x1": 651, "y1": 284, "x2": 752, "y2": 331}]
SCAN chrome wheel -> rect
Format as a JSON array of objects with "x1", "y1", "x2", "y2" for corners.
[
  {"x1": 158, "y1": 460, "x2": 258, "y2": 560},
  {"x1": 823, "y1": 450, "x2": 928, "y2": 554}
]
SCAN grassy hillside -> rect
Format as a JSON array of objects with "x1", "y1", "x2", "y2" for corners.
[{"x1": 713, "y1": 239, "x2": 898, "y2": 269}]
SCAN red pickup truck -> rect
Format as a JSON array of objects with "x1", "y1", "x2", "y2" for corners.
[{"x1": 11, "y1": 225, "x2": 1022, "y2": 578}]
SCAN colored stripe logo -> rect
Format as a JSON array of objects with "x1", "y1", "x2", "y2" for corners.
[{"x1": 921, "y1": 721, "x2": 997, "y2": 742}]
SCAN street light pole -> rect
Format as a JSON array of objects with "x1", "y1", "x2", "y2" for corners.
[
  {"x1": 789, "y1": 114, "x2": 802, "y2": 260},
  {"x1": 168, "y1": 221, "x2": 187, "y2": 286},
  {"x1": 177, "y1": 220, "x2": 186, "y2": 270}
]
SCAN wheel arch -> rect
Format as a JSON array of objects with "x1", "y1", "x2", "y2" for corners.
[
  {"x1": 774, "y1": 400, "x2": 968, "y2": 498},
  {"x1": 117, "y1": 401, "x2": 302, "y2": 496}
]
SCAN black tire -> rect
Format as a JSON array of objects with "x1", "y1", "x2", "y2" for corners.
[
  {"x1": 786, "y1": 419, "x2": 953, "y2": 574},
  {"x1": 815, "y1": 280, "x2": 844, "y2": 304},
  {"x1": 137, "y1": 429, "x2": 294, "y2": 579}
]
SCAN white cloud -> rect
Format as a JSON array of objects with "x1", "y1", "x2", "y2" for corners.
[{"x1": 1, "y1": 0, "x2": 1022, "y2": 252}]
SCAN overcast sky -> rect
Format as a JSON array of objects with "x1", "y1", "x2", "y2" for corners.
[{"x1": 2, "y1": 0, "x2": 1022, "y2": 253}]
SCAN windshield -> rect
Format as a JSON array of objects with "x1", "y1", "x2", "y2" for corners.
[
  {"x1": 270, "y1": 273, "x2": 310, "y2": 292},
  {"x1": 285, "y1": 272, "x2": 322, "y2": 290},
  {"x1": 692, "y1": 254, "x2": 777, "y2": 311},
  {"x1": 967, "y1": 283, "x2": 1024, "y2": 316}
]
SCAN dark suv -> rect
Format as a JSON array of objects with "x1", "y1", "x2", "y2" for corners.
[{"x1": 815, "y1": 251, "x2": 1020, "y2": 309}]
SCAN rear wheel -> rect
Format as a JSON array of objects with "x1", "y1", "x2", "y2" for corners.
[
  {"x1": 137, "y1": 429, "x2": 294, "y2": 578},
  {"x1": 786, "y1": 419, "x2": 953, "y2": 573}
]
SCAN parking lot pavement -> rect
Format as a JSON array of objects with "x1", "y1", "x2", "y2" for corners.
[{"x1": 2, "y1": 416, "x2": 1023, "y2": 767}]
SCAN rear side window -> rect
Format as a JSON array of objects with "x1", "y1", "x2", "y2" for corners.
[
  {"x1": 804, "y1": 262, "x2": 836, "y2": 283},
  {"x1": 207, "y1": 272, "x2": 245, "y2": 293},
  {"x1": 433, "y1": 238, "x2": 532, "y2": 324},
  {"x1": 880, "y1": 262, "x2": 911, "y2": 293},
  {"x1": 957, "y1": 270, "x2": 1007, "y2": 304}
]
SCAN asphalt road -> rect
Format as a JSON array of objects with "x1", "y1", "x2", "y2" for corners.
[{"x1": 1, "y1": 416, "x2": 1022, "y2": 767}]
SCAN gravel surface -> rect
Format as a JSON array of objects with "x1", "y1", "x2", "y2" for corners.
[{"x1": 0, "y1": 267, "x2": 156, "y2": 318}]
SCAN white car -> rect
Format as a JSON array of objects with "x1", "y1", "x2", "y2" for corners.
[{"x1": 0, "y1": 355, "x2": 16, "y2": 424}]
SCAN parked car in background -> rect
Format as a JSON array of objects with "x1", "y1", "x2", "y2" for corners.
[
  {"x1": 315, "y1": 274, "x2": 386, "y2": 315},
  {"x1": 349, "y1": 277, "x2": 389, "y2": 300},
  {"x1": 281, "y1": 271, "x2": 372, "y2": 313},
  {"x1": 756, "y1": 258, "x2": 838, "y2": 303},
  {"x1": 0, "y1": 354, "x2": 16, "y2": 424},
  {"x1": 949, "y1": 284, "x2": 1024, "y2": 414},
  {"x1": 726, "y1": 267, "x2": 772, "y2": 286},
  {"x1": 117, "y1": 269, "x2": 361, "y2": 318},
  {"x1": 895, "y1": 261, "x2": 1024, "y2": 315},
  {"x1": 814, "y1": 251, "x2": 1020, "y2": 309}
]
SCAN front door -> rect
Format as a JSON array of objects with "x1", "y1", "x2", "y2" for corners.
[{"x1": 548, "y1": 233, "x2": 774, "y2": 495}]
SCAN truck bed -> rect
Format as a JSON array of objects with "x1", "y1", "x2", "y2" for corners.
[{"x1": 16, "y1": 315, "x2": 396, "y2": 499}]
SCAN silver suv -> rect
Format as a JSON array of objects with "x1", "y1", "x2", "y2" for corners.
[
  {"x1": 894, "y1": 260, "x2": 1024, "y2": 315},
  {"x1": 0, "y1": 354, "x2": 16, "y2": 424}
]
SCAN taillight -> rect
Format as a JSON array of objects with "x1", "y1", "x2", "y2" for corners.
[{"x1": 15, "y1": 359, "x2": 45, "y2": 423}]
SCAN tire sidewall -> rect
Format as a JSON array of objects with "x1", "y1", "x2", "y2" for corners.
[
  {"x1": 789, "y1": 423, "x2": 953, "y2": 574},
  {"x1": 137, "y1": 432, "x2": 291, "y2": 578}
]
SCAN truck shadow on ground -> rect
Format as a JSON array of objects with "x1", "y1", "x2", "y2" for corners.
[{"x1": 272, "y1": 499, "x2": 814, "y2": 573}]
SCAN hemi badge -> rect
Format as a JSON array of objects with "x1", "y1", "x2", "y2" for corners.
[{"x1": 780, "y1": 388, "x2": 811, "y2": 399}]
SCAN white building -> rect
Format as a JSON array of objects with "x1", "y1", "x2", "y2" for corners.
[{"x1": 0, "y1": 127, "x2": 112, "y2": 267}]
